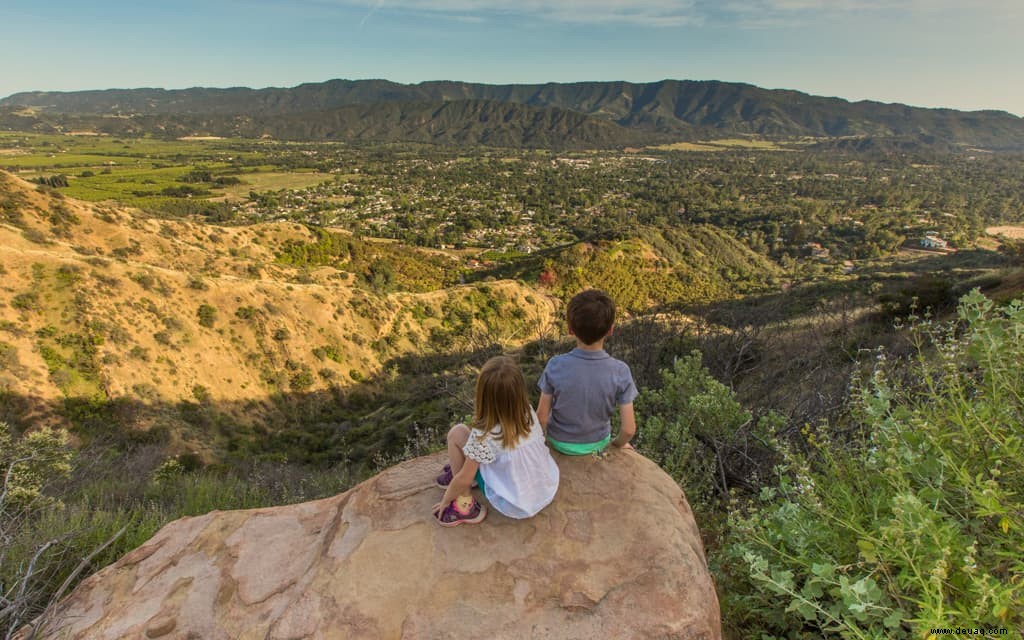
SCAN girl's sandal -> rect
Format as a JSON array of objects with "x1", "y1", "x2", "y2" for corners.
[{"x1": 434, "y1": 497, "x2": 487, "y2": 527}]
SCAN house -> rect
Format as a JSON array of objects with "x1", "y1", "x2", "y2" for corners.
[
  {"x1": 803, "y1": 242, "x2": 830, "y2": 259},
  {"x1": 920, "y1": 235, "x2": 948, "y2": 249}
]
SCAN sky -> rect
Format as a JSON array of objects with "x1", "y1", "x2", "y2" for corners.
[{"x1": 1, "y1": 0, "x2": 1022, "y2": 115}]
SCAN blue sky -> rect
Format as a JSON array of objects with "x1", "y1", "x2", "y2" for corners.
[{"x1": 1, "y1": 0, "x2": 1022, "y2": 115}]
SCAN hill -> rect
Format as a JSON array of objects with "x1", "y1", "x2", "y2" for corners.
[
  {"x1": 472, "y1": 225, "x2": 781, "y2": 311},
  {"x1": 0, "y1": 170, "x2": 557, "y2": 458},
  {"x1": 4, "y1": 79, "x2": 1024, "y2": 150},
  {"x1": 1, "y1": 170, "x2": 778, "y2": 463}
]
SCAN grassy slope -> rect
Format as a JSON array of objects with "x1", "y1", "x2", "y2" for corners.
[{"x1": 0, "y1": 171, "x2": 556, "y2": 456}]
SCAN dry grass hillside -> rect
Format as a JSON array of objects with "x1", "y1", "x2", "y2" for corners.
[{"x1": 0, "y1": 171, "x2": 556, "y2": 454}]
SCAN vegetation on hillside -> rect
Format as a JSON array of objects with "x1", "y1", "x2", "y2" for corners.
[
  {"x1": 276, "y1": 228, "x2": 462, "y2": 292},
  {"x1": 636, "y1": 291, "x2": 1023, "y2": 637}
]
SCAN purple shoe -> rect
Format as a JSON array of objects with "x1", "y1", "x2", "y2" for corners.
[
  {"x1": 435, "y1": 464, "x2": 454, "y2": 488},
  {"x1": 435, "y1": 464, "x2": 478, "y2": 489},
  {"x1": 434, "y1": 497, "x2": 487, "y2": 527}
]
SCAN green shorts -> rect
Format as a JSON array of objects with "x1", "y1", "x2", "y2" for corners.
[
  {"x1": 547, "y1": 435, "x2": 611, "y2": 456},
  {"x1": 474, "y1": 469, "x2": 486, "y2": 495}
]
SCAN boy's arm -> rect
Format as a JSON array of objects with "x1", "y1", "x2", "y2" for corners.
[
  {"x1": 536, "y1": 393, "x2": 553, "y2": 433},
  {"x1": 611, "y1": 402, "x2": 636, "y2": 448}
]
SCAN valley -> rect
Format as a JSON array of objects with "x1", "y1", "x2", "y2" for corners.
[
  {"x1": 2, "y1": 131, "x2": 1021, "y2": 466},
  {"x1": 2, "y1": 128, "x2": 1022, "y2": 639}
]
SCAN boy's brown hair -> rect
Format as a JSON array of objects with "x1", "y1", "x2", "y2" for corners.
[{"x1": 567, "y1": 289, "x2": 616, "y2": 346}]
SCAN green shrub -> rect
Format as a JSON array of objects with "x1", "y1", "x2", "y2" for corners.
[
  {"x1": 128, "y1": 345, "x2": 149, "y2": 361},
  {"x1": 11, "y1": 292, "x2": 39, "y2": 311},
  {"x1": 0, "y1": 341, "x2": 18, "y2": 369},
  {"x1": 721, "y1": 291, "x2": 1023, "y2": 638},
  {"x1": 197, "y1": 304, "x2": 217, "y2": 328},
  {"x1": 0, "y1": 421, "x2": 73, "y2": 509},
  {"x1": 235, "y1": 306, "x2": 258, "y2": 320},
  {"x1": 290, "y1": 370, "x2": 315, "y2": 391},
  {"x1": 0, "y1": 421, "x2": 75, "y2": 633},
  {"x1": 636, "y1": 351, "x2": 780, "y2": 510},
  {"x1": 130, "y1": 271, "x2": 157, "y2": 291},
  {"x1": 192, "y1": 384, "x2": 210, "y2": 403}
]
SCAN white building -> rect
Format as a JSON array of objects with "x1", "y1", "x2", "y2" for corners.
[{"x1": 920, "y1": 235, "x2": 948, "y2": 249}]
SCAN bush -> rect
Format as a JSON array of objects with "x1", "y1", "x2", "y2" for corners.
[
  {"x1": 197, "y1": 304, "x2": 217, "y2": 328},
  {"x1": 11, "y1": 292, "x2": 39, "y2": 311},
  {"x1": 34, "y1": 175, "x2": 68, "y2": 189},
  {"x1": 235, "y1": 306, "x2": 258, "y2": 320},
  {"x1": 636, "y1": 351, "x2": 780, "y2": 510},
  {"x1": 0, "y1": 422, "x2": 75, "y2": 634},
  {"x1": 290, "y1": 370, "x2": 315, "y2": 392},
  {"x1": 720, "y1": 291, "x2": 1024, "y2": 638}
]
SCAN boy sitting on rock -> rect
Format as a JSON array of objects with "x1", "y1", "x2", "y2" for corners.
[{"x1": 536, "y1": 289, "x2": 637, "y2": 454}]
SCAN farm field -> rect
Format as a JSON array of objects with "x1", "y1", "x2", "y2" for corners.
[
  {"x1": 986, "y1": 225, "x2": 1024, "y2": 239},
  {"x1": 0, "y1": 133, "x2": 331, "y2": 209},
  {"x1": 213, "y1": 171, "x2": 333, "y2": 200},
  {"x1": 651, "y1": 137, "x2": 788, "y2": 151}
]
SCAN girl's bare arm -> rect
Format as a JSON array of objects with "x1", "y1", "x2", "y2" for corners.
[{"x1": 536, "y1": 393, "x2": 553, "y2": 433}]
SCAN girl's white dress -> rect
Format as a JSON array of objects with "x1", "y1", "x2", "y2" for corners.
[{"x1": 462, "y1": 410, "x2": 559, "y2": 519}]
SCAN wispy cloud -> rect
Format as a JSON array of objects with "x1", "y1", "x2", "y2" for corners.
[
  {"x1": 338, "y1": 0, "x2": 701, "y2": 27},
  {"x1": 720, "y1": 0, "x2": 1024, "y2": 28},
  {"x1": 359, "y1": 0, "x2": 385, "y2": 28},
  {"x1": 333, "y1": 0, "x2": 1022, "y2": 27}
]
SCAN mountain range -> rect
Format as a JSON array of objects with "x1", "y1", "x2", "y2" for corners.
[{"x1": 3, "y1": 79, "x2": 1024, "y2": 150}]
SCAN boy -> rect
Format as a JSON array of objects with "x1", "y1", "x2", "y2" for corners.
[{"x1": 537, "y1": 289, "x2": 638, "y2": 454}]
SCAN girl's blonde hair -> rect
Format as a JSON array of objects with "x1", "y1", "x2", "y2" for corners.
[{"x1": 472, "y1": 355, "x2": 532, "y2": 449}]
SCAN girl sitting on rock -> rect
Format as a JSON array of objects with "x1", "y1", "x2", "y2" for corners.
[{"x1": 433, "y1": 355, "x2": 560, "y2": 526}]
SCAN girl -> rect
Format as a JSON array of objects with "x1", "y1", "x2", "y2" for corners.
[{"x1": 433, "y1": 356, "x2": 560, "y2": 526}]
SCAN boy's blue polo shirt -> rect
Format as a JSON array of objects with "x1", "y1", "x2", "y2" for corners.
[{"x1": 538, "y1": 348, "x2": 638, "y2": 445}]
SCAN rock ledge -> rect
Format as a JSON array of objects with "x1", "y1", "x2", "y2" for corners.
[{"x1": 38, "y1": 450, "x2": 721, "y2": 639}]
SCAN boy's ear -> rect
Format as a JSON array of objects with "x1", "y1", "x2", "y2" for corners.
[{"x1": 606, "y1": 324, "x2": 615, "y2": 337}]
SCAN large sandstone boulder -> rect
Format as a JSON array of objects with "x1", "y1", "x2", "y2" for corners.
[{"x1": 36, "y1": 449, "x2": 721, "y2": 639}]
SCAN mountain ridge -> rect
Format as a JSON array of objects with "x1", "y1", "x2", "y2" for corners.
[{"x1": 4, "y1": 78, "x2": 1024, "y2": 150}]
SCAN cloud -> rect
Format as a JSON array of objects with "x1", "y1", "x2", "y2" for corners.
[
  {"x1": 339, "y1": 0, "x2": 701, "y2": 27},
  {"x1": 723, "y1": 0, "x2": 1021, "y2": 15},
  {"x1": 332, "y1": 0, "x2": 1022, "y2": 27}
]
